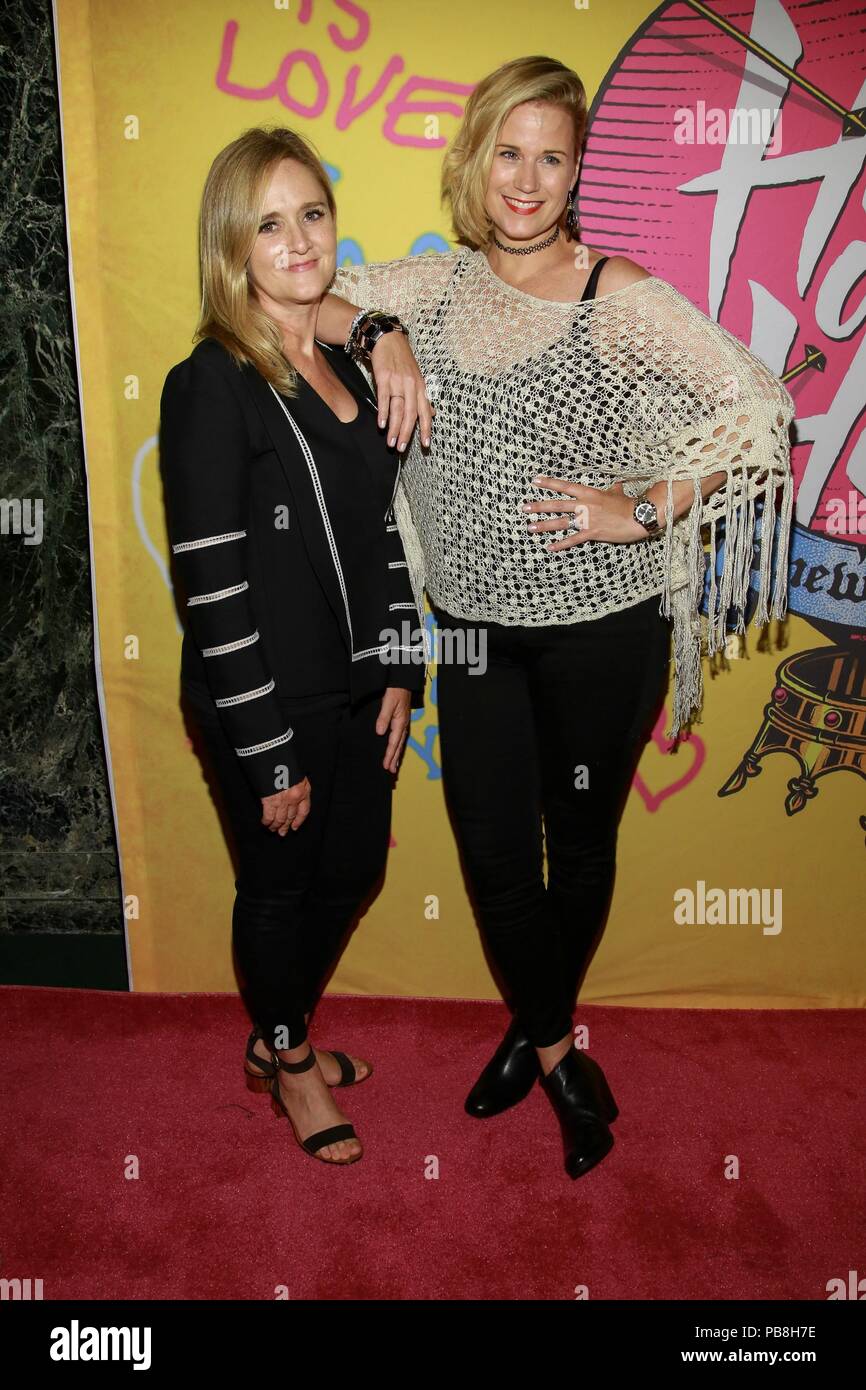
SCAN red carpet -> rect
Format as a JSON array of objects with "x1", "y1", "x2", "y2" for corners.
[{"x1": 0, "y1": 986, "x2": 862, "y2": 1300}]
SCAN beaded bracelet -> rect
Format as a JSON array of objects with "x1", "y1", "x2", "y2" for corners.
[{"x1": 345, "y1": 309, "x2": 408, "y2": 361}]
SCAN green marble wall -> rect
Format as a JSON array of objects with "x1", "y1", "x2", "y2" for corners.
[{"x1": 0, "y1": 2, "x2": 127, "y2": 987}]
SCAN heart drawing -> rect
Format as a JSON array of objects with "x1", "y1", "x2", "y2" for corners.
[{"x1": 632, "y1": 708, "x2": 706, "y2": 812}]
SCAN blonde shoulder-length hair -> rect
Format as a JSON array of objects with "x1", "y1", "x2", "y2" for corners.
[
  {"x1": 194, "y1": 126, "x2": 336, "y2": 395},
  {"x1": 441, "y1": 56, "x2": 587, "y2": 250}
]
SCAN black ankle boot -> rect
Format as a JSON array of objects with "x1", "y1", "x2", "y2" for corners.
[
  {"x1": 464, "y1": 1015, "x2": 540, "y2": 1118},
  {"x1": 540, "y1": 1046, "x2": 615, "y2": 1179}
]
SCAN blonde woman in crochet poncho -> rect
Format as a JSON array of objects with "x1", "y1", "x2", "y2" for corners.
[{"x1": 316, "y1": 56, "x2": 795, "y2": 1180}]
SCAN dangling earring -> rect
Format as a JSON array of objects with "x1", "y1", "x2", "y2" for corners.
[{"x1": 565, "y1": 187, "x2": 580, "y2": 241}]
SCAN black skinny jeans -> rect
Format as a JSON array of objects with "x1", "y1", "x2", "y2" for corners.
[
  {"x1": 433, "y1": 593, "x2": 670, "y2": 1048},
  {"x1": 190, "y1": 689, "x2": 393, "y2": 1051}
]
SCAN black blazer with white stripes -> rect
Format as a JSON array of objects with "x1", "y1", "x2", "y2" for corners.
[{"x1": 159, "y1": 335, "x2": 426, "y2": 799}]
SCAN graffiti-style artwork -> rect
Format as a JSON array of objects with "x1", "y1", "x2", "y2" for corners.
[{"x1": 581, "y1": 0, "x2": 866, "y2": 832}]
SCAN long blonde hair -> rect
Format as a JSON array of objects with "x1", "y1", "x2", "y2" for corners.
[
  {"x1": 441, "y1": 56, "x2": 587, "y2": 250},
  {"x1": 195, "y1": 126, "x2": 336, "y2": 395}
]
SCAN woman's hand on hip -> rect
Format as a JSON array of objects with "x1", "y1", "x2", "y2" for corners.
[
  {"x1": 377, "y1": 687, "x2": 412, "y2": 773},
  {"x1": 370, "y1": 333, "x2": 434, "y2": 452},
  {"x1": 260, "y1": 778, "x2": 311, "y2": 836},
  {"x1": 523, "y1": 477, "x2": 647, "y2": 550}
]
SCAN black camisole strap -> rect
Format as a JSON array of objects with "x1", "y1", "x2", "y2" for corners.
[{"x1": 580, "y1": 256, "x2": 610, "y2": 303}]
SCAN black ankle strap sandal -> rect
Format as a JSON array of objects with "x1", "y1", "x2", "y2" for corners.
[
  {"x1": 244, "y1": 1026, "x2": 372, "y2": 1090},
  {"x1": 243, "y1": 1027, "x2": 278, "y2": 1093},
  {"x1": 270, "y1": 1047, "x2": 361, "y2": 1164}
]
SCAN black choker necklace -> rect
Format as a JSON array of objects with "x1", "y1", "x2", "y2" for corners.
[{"x1": 491, "y1": 225, "x2": 560, "y2": 256}]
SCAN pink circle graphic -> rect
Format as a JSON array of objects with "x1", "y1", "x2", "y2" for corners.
[{"x1": 578, "y1": 0, "x2": 866, "y2": 641}]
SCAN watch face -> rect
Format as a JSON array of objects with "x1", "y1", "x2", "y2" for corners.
[{"x1": 635, "y1": 501, "x2": 658, "y2": 528}]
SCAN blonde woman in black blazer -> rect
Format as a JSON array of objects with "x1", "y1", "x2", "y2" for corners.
[{"x1": 160, "y1": 127, "x2": 431, "y2": 1166}]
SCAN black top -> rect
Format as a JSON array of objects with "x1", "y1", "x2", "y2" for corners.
[
  {"x1": 581, "y1": 256, "x2": 609, "y2": 302},
  {"x1": 159, "y1": 337, "x2": 425, "y2": 798},
  {"x1": 182, "y1": 358, "x2": 395, "y2": 703}
]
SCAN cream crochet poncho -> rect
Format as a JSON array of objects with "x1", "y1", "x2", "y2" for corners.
[{"x1": 332, "y1": 246, "x2": 795, "y2": 734}]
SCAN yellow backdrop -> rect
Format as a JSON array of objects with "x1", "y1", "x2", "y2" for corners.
[{"x1": 54, "y1": 0, "x2": 865, "y2": 1007}]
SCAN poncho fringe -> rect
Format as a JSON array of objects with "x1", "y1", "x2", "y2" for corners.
[{"x1": 659, "y1": 458, "x2": 793, "y2": 738}]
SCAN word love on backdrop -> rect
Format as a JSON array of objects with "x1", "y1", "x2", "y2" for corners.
[{"x1": 216, "y1": 10, "x2": 473, "y2": 147}]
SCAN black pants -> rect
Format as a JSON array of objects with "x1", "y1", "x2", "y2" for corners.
[
  {"x1": 433, "y1": 593, "x2": 670, "y2": 1048},
  {"x1": 189, "y1": 689, "x2": 393, "y2": 1051}
]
